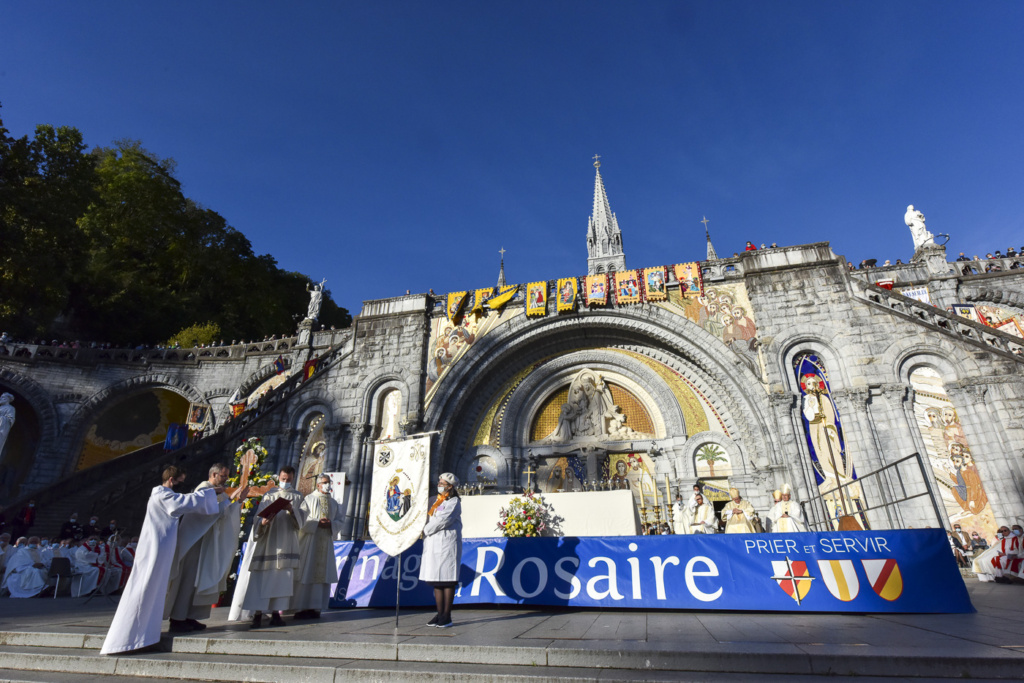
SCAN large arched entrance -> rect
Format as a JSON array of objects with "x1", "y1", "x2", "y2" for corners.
[
  {"x1": 0, "y1": 385, "x2": 42, "y2": 500},
  {"x1": 74, "y1": 388, "x2": 191, "y2": 470}
]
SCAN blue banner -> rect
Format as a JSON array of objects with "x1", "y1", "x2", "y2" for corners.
[{"x1": 328, "y1": 530, "x2": 972, "y2": 613}]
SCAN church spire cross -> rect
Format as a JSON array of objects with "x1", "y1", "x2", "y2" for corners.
[
  {"x1": 592, "y1": 154, "x2": 601, "y2": 168},
  {"x1": 497, "y1": 247, "x2": 507, "y2": 289},
  {"x1": 702, "y1": 215, "x2": 719, "y2": 261},
  {"x1": 586, "y1": 158, "x2": 627, "y2": 275}
]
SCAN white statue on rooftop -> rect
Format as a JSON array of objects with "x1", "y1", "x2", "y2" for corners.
[
  {"x1": 306, "y1": 278, "x2": 326, "y2": 321},
  {"x1": 904, "y1": 205, "x2": 934, "y2": 251}
]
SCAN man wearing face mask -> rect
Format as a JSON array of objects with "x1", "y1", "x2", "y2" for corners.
[
  {"x1": 293, "y1": 474, "x2": 346, "y2": 619},
  {"x1": 165, "y1": 463, "x2": 249, "y2": 632},
  {"x1": 59, "y1": 514, "x2": 83, "y2": 542},
  {"x1": 231, "y1": 466, "x2": 306, "y2": 628},
  {"x1": 419, "y1": 472, "x2": 462, "y2": 628},
  {"x1": 83, "y1": 516, "x2": 102, "y2": 539},
  {"x1": 976, "y1": 525, "x2": 1023, "y2": 583},
  {"x1": 2, "y1": 535, "x2": 51, "y2": 597},
  {"x1": 72, "y1": 535, "x2": 120, "y2": 596}
]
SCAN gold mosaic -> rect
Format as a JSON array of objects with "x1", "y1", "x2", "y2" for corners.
[{"x1": 529, "y1": 383, "x2": 654, "y2": 441}]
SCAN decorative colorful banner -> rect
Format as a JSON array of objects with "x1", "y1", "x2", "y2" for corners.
[
  {"x1": 163, "y1": 423, "x2": 187, "y2": 451},
  {"x1": 526, "y1": 281, "x2": 548, "y2": 317},
  {"x1": 447, "y1": 291, "x2": 468, "y2": 322},
  {"x1": 995, "y1": 317, "x2": 1024, "y2": 338},
  {"x1": 673, "y1": 262, "x2": 703, "y2": 296},
  {"x1": 585, "y1": 274, "x2": 608, "y2": 306},
  {"x1": 369, "y1": 436, "x2": 431, "y2": 557},
  {"x1": 950, "y1": 304, "x2": 983, "y2": 324},
  {"x1": 186, "y1": 403, "x2": 211, "y2": 431},
  {"x1": 327, "y1": 530, "x2": 972, "y2": 613},
  {"x1": 898, "y1": 286, "x2": 932, "y2": 305},
  {"x1": 302, "y1": 357, "x2": 319, "y2": 381},
  {"x1": 273, "y1": 355, "x2": 286, "y2": 374},
  {"x1": 644, "y1": 267, "x2": 667, "y2": 302},
  {"x1": 487, "y1": 285, "x2": 518, "y2": 311},
  {"x1": 615, "y1": 270, "x2": 642, "y2": 305},
  {"x1": 230, "y1": 402, "x2": 247, "y2": 418},
  {"x1": 472, "y1": 287, "x2": 494, "y2": 314},
  {"x1": 556, "y1": 278, "x2": 577, "y2": 313}
]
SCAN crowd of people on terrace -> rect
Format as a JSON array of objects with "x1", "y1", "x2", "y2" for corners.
[{"x1": 0, "y1": 332, "x2": 331, "y2": 351}]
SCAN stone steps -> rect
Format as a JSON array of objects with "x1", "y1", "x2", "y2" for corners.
[{"x1": 0, "y1": 629, "x2": 1022, "y2": 681}]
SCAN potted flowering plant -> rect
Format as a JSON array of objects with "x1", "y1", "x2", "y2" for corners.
[{"x1": 497, "y1": 490, "x2": 554, "y2": 538}]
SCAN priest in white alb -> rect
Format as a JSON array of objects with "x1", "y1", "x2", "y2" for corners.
[
  {"x1": 100, "y1": 466, "x2": 220, "y2": 655},
  {"x1": 690, "y1": 493, "x2": 718, "y2": 534},
  {"x1": 293, "y1": 474, "x2": 346, "y2": 619},
  {"x1": 230, "y1": 466, "x2": 305, "y2": 628},
  {"x1": 768, "y1": 484, "x2": 807, "y2": 533},
  {"x1": 722, "y1": 488, "x2": 758, "y2": 534},
  {"x1": 164, "y1": 463, "x2": 248, "y2": 632},
  {"x1": 2, "y1": 536, "x2": 51, "y2": 598},
  {"x1": 73, "y1": 536, "x2": 121, "y2": 596}
]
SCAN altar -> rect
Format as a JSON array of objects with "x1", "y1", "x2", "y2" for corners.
[{"x1": 460, "y1": 489, "x2": 640, "y2": 538}]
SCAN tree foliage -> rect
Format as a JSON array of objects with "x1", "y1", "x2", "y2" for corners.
[{"x1": 0, "y1": 106, "x2": 350, "y2": 344}]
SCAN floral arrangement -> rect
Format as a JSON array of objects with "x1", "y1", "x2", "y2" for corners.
[
  {"x1": 226, "y1": 436, "x2": 275, "y2": 528},
  {"x1": 497, "y1": 490, "x2": 553, "y2": 538}
]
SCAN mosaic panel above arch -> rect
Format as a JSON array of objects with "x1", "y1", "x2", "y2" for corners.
[{"x1": 529, "y1": 382, "x2": 655, "y2": 442}]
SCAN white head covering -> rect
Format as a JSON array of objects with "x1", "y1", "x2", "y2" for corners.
[
  {"x1": 782, "y1": 483, "x2": 793, "y2": 496},
  {"x1": 439, "y1": 472, "x2": 459, "y2": 487}
]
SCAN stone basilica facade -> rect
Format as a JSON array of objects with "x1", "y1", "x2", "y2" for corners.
[{"x1": 3, "y1": 166, "x2": 1024, "y2": 540}]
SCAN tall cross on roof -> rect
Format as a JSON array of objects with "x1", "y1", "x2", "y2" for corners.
[
  {"x1": 702, "y1": 216, "x2": 718, "y2": 261},
  {"x1": 592, "y1": 154, "x2": 601, "y2": 168},
  {"x1": 499, "y1": 247, "x2": 506, "y2": 259}
]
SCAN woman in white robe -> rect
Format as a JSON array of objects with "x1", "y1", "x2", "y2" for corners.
[
  {"x1": 100, "y1": 467, "x2": 219, "y2": 655},
  {"x1": 418, "y1": 472, "x2": 462, "y2": 628}
]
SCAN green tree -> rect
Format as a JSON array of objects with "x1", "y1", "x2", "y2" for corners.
[
  {"x1": 167, "y1": 321, "x2": 221, "y2": 348},
  {"x1": 695, "y1": 444, "x2": 728, "y2": 477}
]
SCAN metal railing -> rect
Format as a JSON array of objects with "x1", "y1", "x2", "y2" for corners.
[{"x1": 801, "y1": 452, "x2": 946, "y2": 532}]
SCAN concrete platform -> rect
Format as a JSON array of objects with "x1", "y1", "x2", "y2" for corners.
[{"x1": 0, "y1": 580, "x2": 1022, "y2": 681}]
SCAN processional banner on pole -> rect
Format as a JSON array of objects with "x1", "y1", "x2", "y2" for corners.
[
  {"x1": 556, "y1": 278, "x2": 577, "y2": 313},
  {"x1": 615, "y1": 270, "x2": 642, "y2": 305},
  {"x1": 585, "y1": 274, "x2": 608, "y2": 306},
  {"x1": 329, "y1": 529, "x2": 972, "y2": 613},
  {"x1": 368, "y1": 436, "x2": 431, "y2": 557}
]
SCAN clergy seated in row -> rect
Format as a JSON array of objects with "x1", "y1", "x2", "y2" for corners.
[
  {"x1": 292, "y1": 474, "x2": 346, "y2": 619},
  {"x1": 722, "y1": 488, "x2": 760, "y2": 533},
  {"x1": 231, "y1": 466, "x2": 306, "y2": 628},
  {"x1": 73, "y1": 536, "x2": 123, "y2": 596},
  {"x1": 101, "y1": 465, "x2": 221, "y2": 655},
  {"x1": 2, "y1": 536, "x2": 52, "y2": 598},
  {"x1": 974, "y1": 524, "x2": 1023, "y2": 583},
  {"x1": 767, "y1": 484, "x2": 807, "y2": 533},
  {"x1": 164, "y1": 463, "x2": 249, "y2": 632}
]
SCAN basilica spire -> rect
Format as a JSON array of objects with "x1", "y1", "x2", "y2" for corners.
[
  {"x1": 586, "y1": 156, "x2": 627, "y2": 276},
  {"x1": 497, "y1": 247, "x2": 507, "y2": 289},
  {"x1": 702, "y1": 216, "x2": 718, "y2": 261}
]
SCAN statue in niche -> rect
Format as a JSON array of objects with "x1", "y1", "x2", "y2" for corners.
[
  {"x1": 539, "y1": 369, "x2": 650, "y2": 443},
  {"x1": 0, "y1": 393, "x2": 14, "y2": 457},
  {"x1": 904, "y1": 205, "x2": 935, "y2": 251}
]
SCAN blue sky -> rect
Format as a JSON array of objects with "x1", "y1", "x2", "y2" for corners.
[{"x1": 2, "y1": 2, "x2": 1022, "y2": 316}]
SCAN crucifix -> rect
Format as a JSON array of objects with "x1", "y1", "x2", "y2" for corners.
[
  {"x1": 499, "y1": 247, "x2": 506, "y2": 259},
  {"x1": 522, "y1": 464, "x2": 537, "y2": 493},
  {"x1": 701, "y1": 215, "x2": 711, "y2": 233},
  {"x1": 592, "y1": 154, "x2": 601, "y2": 168}
]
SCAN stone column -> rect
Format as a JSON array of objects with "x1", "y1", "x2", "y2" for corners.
[
  {"x1": 324, "y1": 423, "x2": 344, "y2": 472},
  {"x1": 830, "y1": 386, "x2": 886, "y2": 529},
  {"x1": 766, "y1": 392, "x2": 825, "y2": 528},
  {"x1": 342, "y1": 423, "x2": 369, "y2": 539}
]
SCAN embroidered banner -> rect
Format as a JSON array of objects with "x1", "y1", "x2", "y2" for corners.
[
  {"x1": 368, "y1": 436, "x2": 431, "y2": 557},
  {"x1": 328, "y1": 529, "x2": 972, "y2": 613},
  {"x1": 273, "y1": 355, "x2": 286, "y2": 374},
  {"x1": 230, "y1": 402, "x2": 247, "y2": 418},
  {"x1": 526, "y1": 281, "x2": 548, "y2": 317},
  {"x1": 447, "y1": 291, "x2": 468, "y2": 322},
  {"x1": 302, "y1": 357, "x2": 319, "y2": 381},
  {"x1": 556, "y1": 278, "x2": 577, "y2": 313},
  {"x1": 615, "y1": 270, "x2": 642, "y2": 305},
  {"x1": 995, "y1": 318, "x2": 1024, "y2": 338},
  {"x1": 163, "y1": 423, "x2": 187, "y2": 451},
  {"x1": 585, "y1": 274, "x2": 608, "y2": 306},
  {"x1": 487, "y1": 285, "x2": 518, "y2": 311},
  {"x1": 644, "y1": 267, "x2": 667, "y2": 302},
  {"x1": 673, "y1": 262, "x2": 703, "y2": 296},
  {"x1": 950, "y1": 304, "x2": 982, "y2": 324},
  {"x1": 186, "y1": 403, "x2": 211, "y2": 431},
  {"x1": 898, "y1": 286, "x2": 932, "y2": 305},
  {"x1": 472, "y1": 287, "x2": 494, "y2": 314}
]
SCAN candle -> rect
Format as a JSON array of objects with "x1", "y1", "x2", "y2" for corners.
[{"x1": 664, "y1": 474, "x2": 671, "y2": 505}]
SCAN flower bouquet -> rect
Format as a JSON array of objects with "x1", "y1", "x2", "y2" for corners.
[{"x1": 497, "y1": 490, "x2": 554, "y2": 538}]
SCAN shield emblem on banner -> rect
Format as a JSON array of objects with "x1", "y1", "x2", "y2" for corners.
[
  {"x1": 771, "y1": 558, "x2": 814, "y2": 604},
  {"x1": 861, "y1": 559, "x2": 903, "y2": 601},
  {"x1": 369, "y1": 436, "x2": 431, "y2": 557},
  {"x1": 817, "y1": 559, "x2": 860, "y2": 601}
]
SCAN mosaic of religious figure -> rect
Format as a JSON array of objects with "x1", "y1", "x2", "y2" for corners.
[
  {"x1": 675, "y1": 283, "x2": 760, "y2": 375},
  {"x1": 425, "y1": 319, "x2": 477, "y2": 393},
  {"x1": 910, "y1": 367, "x2": 995, "y2": 538},
  {"x1": 535, "y1": 454, "x2": 587, "y2": 492},
  {"x1": 600, "y1": 452, "x2": 657, "y2": 505},
  {"x1": 538, "y1": 369, "x2": 651, "y2": 443},
  {"x1": 296, "y1": 414, "x2": 327, "y2": 496}
]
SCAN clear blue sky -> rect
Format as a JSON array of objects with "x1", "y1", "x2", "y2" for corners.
[{"x1": 3, "y1": 2, "x2": 1022, "y2": 315}]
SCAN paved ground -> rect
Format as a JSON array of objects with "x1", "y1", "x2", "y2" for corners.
[{"x1": 0, "y1": 580, "x2": 1022, "y2": 681}]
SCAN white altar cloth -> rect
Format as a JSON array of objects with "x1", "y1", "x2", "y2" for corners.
[{"x1": 459, "y1": 490, "x2": 640, "y2": 538}]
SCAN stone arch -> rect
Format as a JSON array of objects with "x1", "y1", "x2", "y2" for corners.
[
  {"x1": 679, "y1": 431, "x2": 745, "y2": 482},
  {"x1": 779, "y1": 334, "x2": 851, "y2": 393},
  {"x1": 423, "y1": 306, "x2": 777, "y2": 482},
  {"x1": 0, "y1": 369, "x2": 60, "y2": 499},
  {"x1": 0, "y1": 368, "x2": 60, "y2": 451},
  {"x1": 56, "y1": 374, "x2": 204, "y2": 476},
  {"x1": 356, "y1": 374, "x2": 412, "y2": 437},
  {"x1": 893, "y1": 345, "x2": 972, "y2": 386},
  {"x1": 237, "y1": 362, "x2": 288, "y2": 399}
]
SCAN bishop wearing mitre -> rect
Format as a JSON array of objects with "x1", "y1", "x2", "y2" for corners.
[
  {"x1": 292, "y1": 474, "x2": 346, "y2": 619},
  {"x1": 722, "y1": 488, "x2": 758, "y2": 534},
  {"x1": 164, "y1": 463, "x2": 248, "y2": 632},
  {"x1": 231, "y1": 466, "x2": 305, "y2": 628},
  {"x1": 768, "y1": 484, "x2": 807, "y2": 533}
]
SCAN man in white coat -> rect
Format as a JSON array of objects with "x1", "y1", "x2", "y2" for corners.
[
  {"x1": 419, "y1": 472, "x2": 463, "y2": 628},
  {"x1": 2, "y1": 536, "x2": 50, "y2": 597},
  {"x1": 690, "y1": 493, "x2": 718, "y2": 534},
  {"x1": 293, "y1": 474, "x2": 346, "y2": 619},
  {"x1": 100, "y1": 466, "x2": 220, "y2": 655},
  {"x1": 165, "y1": 463, "x2": 248, "y2": 632},
  {"x1": 768, "y1": 484, "x2": 807, "y2": 532},
  {"x1": 232, "y1": 466, "x2": 305, "y2": 628}
]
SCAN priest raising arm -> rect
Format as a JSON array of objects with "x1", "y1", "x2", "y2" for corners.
[
  {"x1": 293, "y1": 474, "x2": 346, "y2": 619},
  {"x1": 100, "y1": 466, "x2": 220, "y2": 655},
  {"x1": 165, "y1": 463, "x2": 249, "y2": 632}
]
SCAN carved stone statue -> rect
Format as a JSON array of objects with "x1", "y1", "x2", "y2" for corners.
[
  {"x1": 904, "y1": 205, "x2": 934, "y2": 251},
  {"x1": 0, "y1": 393, "x2": 15, "y2": 457},
  {"x1": 539, "y1": 369, "x2": 650, "y2": 443},
  {"x1": 306, "y1": 278, "x2": 326, "y2": 321}
]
